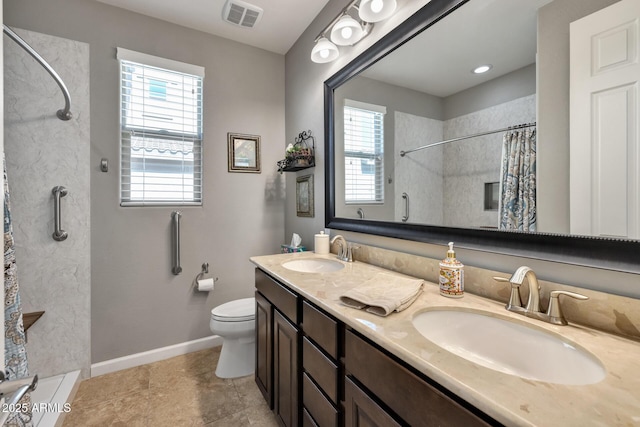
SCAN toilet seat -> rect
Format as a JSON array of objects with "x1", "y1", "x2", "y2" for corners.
[{"x1": 211, "y1": 297, "x2": 255, "y2": 322}]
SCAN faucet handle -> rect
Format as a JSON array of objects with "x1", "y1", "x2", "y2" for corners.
[
  {"x1": 546, "y1": 290, "x2": 589, "y2": 325},
  {"x1": 493, "y1": 276, "x2": 524, "y2": 310},
  {"x1": 346, "y1": 244, "x2": 360, "y2": 262}
]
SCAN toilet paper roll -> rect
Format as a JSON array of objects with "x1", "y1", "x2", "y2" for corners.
[{"x1": 197, "y1": 278, "x2": 215, "y2": 292}]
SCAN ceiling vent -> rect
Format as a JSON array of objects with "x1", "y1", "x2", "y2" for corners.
[{"x1": 222, "y1": 0, "x2": 264, "y2": 28}]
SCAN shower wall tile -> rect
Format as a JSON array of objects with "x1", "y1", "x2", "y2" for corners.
[
  {"x1": 4, "y1": 29, "x2": 90, "y2": 377},
  {"x1": 394, "y1": 112, "x2": 444, "y2": 224},
  {"x1": 442, "y1": 95, "x2": 536, "y2": 228}
]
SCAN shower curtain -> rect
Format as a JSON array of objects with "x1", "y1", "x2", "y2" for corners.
[
  {"x1": 4, "y1": 157, "x2": 33, "y2": 426},
  {"x1": 498, "y1": 128, "x2": 537, "y2": 232}
]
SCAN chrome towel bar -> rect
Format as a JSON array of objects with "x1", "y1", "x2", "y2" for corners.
[
  {"x1": 171, "y1": 211, "x2": 182, "y2": 275},
  {"x1": 52, "y1": 186, "x2": 68, "y2": 241}
]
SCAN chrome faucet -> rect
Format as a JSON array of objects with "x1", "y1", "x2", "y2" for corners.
[
  {"x1": 494, "y1": 266, "x2": 588, "y2": 325},
  {"x1": 330, "y1": 234, "x2": 358, "y2": 262},
  {"x1": 509, "y1": 266, "x2": 541, "y2": 313}
]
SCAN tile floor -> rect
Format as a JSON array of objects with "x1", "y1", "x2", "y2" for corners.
[{"x1": 62, "y1": 347, "x2": 279, "y2": 426}]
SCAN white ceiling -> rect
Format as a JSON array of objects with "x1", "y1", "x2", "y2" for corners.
[
  {"x1": 93, "y1": 0, "x2": 332, "y2": 54},
  {"x1": 361, "y1": 0, "x2": 554, "y2": 97}
]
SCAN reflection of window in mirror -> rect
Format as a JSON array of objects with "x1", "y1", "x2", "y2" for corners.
[{"x1": 343, "y1": 99, "x2": 386, "y2": 204}]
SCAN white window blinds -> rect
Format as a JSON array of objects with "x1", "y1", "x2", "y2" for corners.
[
  {"x1": 118, "y1": 48, "x2": 204, "y2": 206},
  {"x1": 344, "y1": 100, "x2": 385, "y2": 204}
]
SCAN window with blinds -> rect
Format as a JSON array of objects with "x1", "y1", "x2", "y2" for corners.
[
  {"x1": 118, "y1": 48, "x2": 204, "y2": 206},
  {"x1": 343, "y1": 101, "x2": 385, "y2": 204}
]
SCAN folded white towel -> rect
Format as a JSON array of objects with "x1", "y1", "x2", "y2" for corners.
[{"x1": 340, "y1": 272, "x2": 424, "y2": 317}]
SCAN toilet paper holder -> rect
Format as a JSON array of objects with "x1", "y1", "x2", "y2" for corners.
[{"x1": 193, "y1": 263, "x2": 218, "y2": 289}]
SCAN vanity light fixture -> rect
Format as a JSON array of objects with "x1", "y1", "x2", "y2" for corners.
[
  {"x1": 472, "y1": 64, "x2": 493, "y2": 74},
  {"x1": 311, "y1": 0, "x2": 397, "y2": 64},
  {"x1": 359, "y1": 0, "x2": 397, "y2": 23},
  {"x1": 311, "y1": 37, "x2": 340, "y2": 63},
  {"x1": 331, "y1": 15, "x2": 365, "y2": 46}
]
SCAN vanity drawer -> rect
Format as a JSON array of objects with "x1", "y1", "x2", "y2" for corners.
[
  {"x1": 302, "y1": 408, "x2": 318, "y2": 427},
  {"x1": 345, "y1": 329, "x2": 494, "y2": 427},
  {"x1": 302, "y1": 337, "x2": 339, "y2": 404},
  {"x1": 303, "y1": 373, "x2": 339, "y2": 427},
  {"x1": 302, "y1": 301, "x2": 339, "y2": 358},
  {"x1": 255, "y1": 268, "x2": 299, "y2": 323}
]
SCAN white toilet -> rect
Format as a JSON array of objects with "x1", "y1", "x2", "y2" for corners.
[{"x1": 209, "y1": 297, "x2": 256, "y2": 378}]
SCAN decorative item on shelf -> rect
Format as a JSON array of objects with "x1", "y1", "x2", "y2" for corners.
[{"x1": 277, "y1": 130, "x2": 316, "y2": 173}]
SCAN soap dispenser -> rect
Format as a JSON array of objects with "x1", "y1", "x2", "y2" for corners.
[{"x1": 439, "y1": 242, "x2": 464, "y2": 298}]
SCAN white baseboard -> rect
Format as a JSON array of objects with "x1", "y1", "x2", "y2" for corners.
[{"x1": 90, "y1": 335, "x2": 223, "y2": 378}]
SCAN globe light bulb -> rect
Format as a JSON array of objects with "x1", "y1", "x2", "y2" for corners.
[
  {"x1": 320, "y1": 49, "x2": 329, "y2": 59},
  {"x1": 371, "y1": 0, "x2": 384, "y2": 13},
  {"x1": 341, "y1": 26, "x2": 353, "y2": 40}
]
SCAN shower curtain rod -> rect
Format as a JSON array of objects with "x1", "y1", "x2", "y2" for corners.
[
  {"x1": 3, "y1": 25, "x2": 72, "y2": 121},
  {"x1": 399, "y1": 121, "x2": 536, "y2": 157}
]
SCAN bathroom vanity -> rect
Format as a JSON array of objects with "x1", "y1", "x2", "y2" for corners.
[
  {"x1": 252, "y1": 251, "x2": 640, "y2": 426},
  {"x1": 254, "y1": 267, "x2": 493, "y2": 426}
]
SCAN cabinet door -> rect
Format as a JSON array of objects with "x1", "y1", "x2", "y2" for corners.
[
  {"x1": 255, "y1": 291, "x2": 272, "y2": 407},
  {"x1": 274, "y1": 310, "x2": 300, "y2": 427},
  {"x1": 345, "y1": 377, "x2": 401, "y2": 427}
]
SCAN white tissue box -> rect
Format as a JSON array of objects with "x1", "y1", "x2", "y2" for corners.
[{"x1": 281, "y1": 245, "x2": 307, "y2": 253}]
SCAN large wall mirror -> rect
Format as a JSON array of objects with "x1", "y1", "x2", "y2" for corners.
[{"x1": 325, "y1": 0, "x2": 640, "y2": 273}]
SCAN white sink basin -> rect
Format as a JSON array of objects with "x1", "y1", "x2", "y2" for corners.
[
  {"x1": 282, "y1": 258, "x2": 345, "y2": 273},
  {"x1": 412, "y1": 309, "x2": 606, "y2": 385}
]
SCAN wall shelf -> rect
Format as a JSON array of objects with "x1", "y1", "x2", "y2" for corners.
[
  {"x1": 23, "y1": 311, "x2": 45, "y2": 341},
  {"x1": 278, "y1": 130, "x2": 315, "y2": 173}
]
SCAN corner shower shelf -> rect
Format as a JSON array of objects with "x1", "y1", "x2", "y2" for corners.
[{"x1": 23, "y1": 311, "x2": 45, "y2": 340}]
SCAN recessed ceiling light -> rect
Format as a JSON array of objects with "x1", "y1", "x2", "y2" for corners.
[{"x1": 472, "y1": 64, "x2": 493, "y2": 74}]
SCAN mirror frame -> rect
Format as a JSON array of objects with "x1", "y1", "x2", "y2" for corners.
[{"x1": 324, "y1": 0, "x2": 640, "y2": 274}]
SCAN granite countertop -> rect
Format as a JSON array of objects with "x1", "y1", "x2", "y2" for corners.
[{"x1": 250, "y1": 251, "x2": 640, "y2": 427}]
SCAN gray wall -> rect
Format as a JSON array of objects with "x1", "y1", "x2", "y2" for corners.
[
  {"x1": 334, "y1": 75, "x2": 443, "y2": 221},
  {"x1": 537, "y1": 0, "x2": 620, "y2": 233},
  {"x1": 4, "y1": 29, "x2": 91, "y2": 377},
  {"x1": 443, "y1": 64, "x2": 536, "y2": 120},
  {"x1": 6, "y1": 0, "x2": 286, "y2": 364},
  {"x1": 284, "y1": 0, "x2": 640, "y2": 298}
]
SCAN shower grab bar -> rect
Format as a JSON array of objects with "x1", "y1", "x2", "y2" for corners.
[
  {"x1": 52, "y1": 186, "x2": 68, "y2": 241},
  {"x1": 171, "y1": 211, "x2": 182, "y2": 275},
  {"x1": 402, "y1": 192, "x2": 410, "y2": 222},
  {"x1": 0, "y1": 372, "x2": 38, "y2": 409},
  {"x1": 3, "y1": 25, "x2": 72, "y2": 121}
]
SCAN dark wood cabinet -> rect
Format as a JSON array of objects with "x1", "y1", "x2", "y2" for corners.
[
  {"x1": 344, "y1": 377, "x2": 401, "y2": 427},
  {"x1": 255, "y1": 291, "x2": 272, "y2": 407},
  {"x1": 255, "y1": 268, "x2": 301, "y2": 427},
  {"x1": 345, "y1": 330, "x2": 498, "y2": 427},
  {"x1": 255, "y1": 267, "x2": 499, "y2": 427},
  {"x1": 301, "y1": 301, "x2": 342, "y2": 426},
  {"x1": 274, "y1": 310, "x2": 300, "y2": 427}
]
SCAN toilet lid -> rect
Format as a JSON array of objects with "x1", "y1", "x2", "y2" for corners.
[{"x1": 211, "y1": 297, "x2": 255, "y2": 321}]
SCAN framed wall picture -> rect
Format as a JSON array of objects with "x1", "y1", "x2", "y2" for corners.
[
  {"x1": 296, "y1": 174, "x2": 314, "y2": 217},
  {"x1": 228, "y1": 133, "x2": 261, "y2": 173}
]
